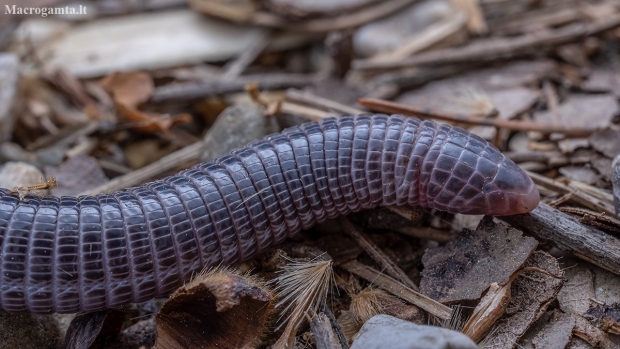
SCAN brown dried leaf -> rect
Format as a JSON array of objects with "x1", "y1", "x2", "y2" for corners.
[
  {"x1": 589, "y1": 128, "x2": 620, "y2": 159},
  {"x1": 154, "y1": 268, "x2": 273, "y2": 349},
  {"x1": 479, "y1": 251, "x2": 564, "y2": 349},
  {"x1": 115, "y1": 102, "x2": 192, "y2": 134},
  {"x1": 100, "y1": 71, "x2": 191, "y2": 134},
  {"x1": 534, "y1": 94, "x2": 619, "y2": 130},
  {"x1": 100, "y1": 72, "x2": 153, "y2": 108},
  {"x1": 558, "y1": 268, "x2": 595, "y2": 316},
  {"x1": 420, "y1": 217, "x2": 538, "y2": 303}
]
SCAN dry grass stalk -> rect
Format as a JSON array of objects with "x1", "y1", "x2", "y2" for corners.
[{"x1": 271, "y1": 256, "x2": 335, "y2": 349}]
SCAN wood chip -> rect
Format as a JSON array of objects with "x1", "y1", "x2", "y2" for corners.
[
  {"x1": 480, "y1": 251, "x2": 564, "y2": 349},
  {"x1": 420, "y1": 217, "x2": 537, "y2": 303}
]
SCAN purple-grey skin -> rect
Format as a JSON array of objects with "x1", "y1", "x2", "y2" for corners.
[{"x1": 0, "y1": 115, "x2": 539, "y2": 313}]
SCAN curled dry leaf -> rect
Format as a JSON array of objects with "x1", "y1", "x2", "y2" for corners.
[
  {"x1": 154, "y1": 268, "x2": 274, "y2": 349},
  {"x1": 100, "y1": 72, "x2": 191, "y2": 134}
]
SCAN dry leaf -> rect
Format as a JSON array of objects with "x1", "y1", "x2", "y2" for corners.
[
  {"x1": 100, "y1": 72, "x2": 191, "y2": 134},
  {"x1": 420, "y1": 216, "x2": 538, "y2": 303},
  {"x1": 100, "y1": 72, "x2": 153, "y2": 107}
]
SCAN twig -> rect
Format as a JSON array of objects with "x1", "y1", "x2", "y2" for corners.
[
  {"x1": 567, "y1": 180, "x2": 614, "y2": 206},
  {"x1": 341, "y1": 260, "x2": 453, "y2": 321},
  {"x1": 358, "y1": 98, "x2": 597, "y2": 137},
  {"x1": 279, "y1": 102, "x2": 336, "y2": 121},
  {"x1": 500, "y1": 203, "x2": 620, "y2": 276},
  {"x1": 527, "y1": 171, "x2": 616, "y2": 216},
  {"x1": 79, "y1": 141, "x2": 203, "y2": 196},
  {"x1": 339, "y1": 217, "x2": 419, "y2": 291},
  {"x1": 356, "y1": 13, "x2": 467, "y2": 65},
  {"x1": 353, "y1": 13, "x2": 620, "y2": 70},
  {"x1": 150, "y1": 74, "x2": 317, "y2": 103},
  {"x1": 322, "y1": 302, "x2": 349, "y2": 349},
  {"x1": 393, "y1": 227, "x2": 455, "y2": 243},
  {"x1": 285, "y1": 89, "x2": 364, "y2": 115},
  {"x1": 251, "y1": 0, "x2": 417, "y2": 32},
  {"x1": 221, "y1": 29, "x2": 272, "y2": 80},
  {"x1": 309, "y1": 311, "x2": 339, "y2": 349}
]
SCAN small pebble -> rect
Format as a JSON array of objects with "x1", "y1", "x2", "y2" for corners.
[{"x1": 350, "y1": 314, "x2": 477, "y2": 349}]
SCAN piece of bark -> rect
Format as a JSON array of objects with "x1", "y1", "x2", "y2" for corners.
[
  {"x1": 420, "y1": 217, "x2": 538, "y2": 303},
  {"x1": 500, "y1": 203, "x2": 620, "y2": 276},
  {"x1": 154, "y1": 269, "x2": 273, "y2": 349},
  {"x1": 310, "y1": 312, "x2": 339, "y2": 349},
  {"x1": 480, "y1": 251, "x2": 564, "y2": 349},
  {"x1": 531, "y1": 310, "x2": 576, "y2": 349},
  {"x1": 44, "y1": 10, "x2": 311, "y2": 78}
]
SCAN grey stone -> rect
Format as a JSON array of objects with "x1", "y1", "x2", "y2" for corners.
[
  {"x1": 200, "y1": 103, "x2": 278, "y2": 162},
  {"x1": 351, "y1": 315, "x2": 477, "y2": 349}
]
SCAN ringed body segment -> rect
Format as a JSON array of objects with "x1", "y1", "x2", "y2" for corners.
[{"x1": 0, "y1": 115, "x2": 539, "y2": 313}]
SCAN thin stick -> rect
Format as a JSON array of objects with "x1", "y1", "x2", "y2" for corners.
[
  {"x1": 339, "y1": 217, "x2": 419, "y2": 291},
  {"x1": 353, "y1": 13, "x2": 620, "y2": 70},
  {"x1": 341, "y1": 260, "x2": 453, "y2": 320},
  {"x1": 527, "y1": 171, "x2": 616, "y2": 216},
  {"x1": 356, "y1": 13, "x2": 467, "y2": 65},
  {"x1": 322, "y1": 302, "x2": 349, "y2": 349},
  {"x1": 80, "y1": 141, "x2": 203, "y2": 196},
  {"x1": 221, "y1": 29, "x2": 272, "y2": 80},
  {"x1": 500, "y1": 203, "x2": 620, "y2": 276},
  {"x1": 252, "y1": 0, "x2": 417, "y2": 32},
  {"x1": 358, "y1": 98, "x2": 597, "y2": 137},
  {"x1": 285, "y1": 89, "x2": 364, "y2": 115}
]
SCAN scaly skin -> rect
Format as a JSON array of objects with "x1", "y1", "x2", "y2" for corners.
[{"x1": 0, "y1": 115, "x2": 539, "y2": 313}]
